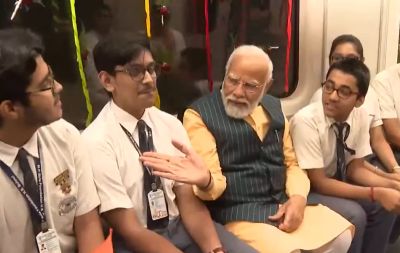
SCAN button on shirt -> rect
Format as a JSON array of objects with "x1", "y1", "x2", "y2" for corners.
[
  {"x1": 81, "y1": 101, "x2": 190, "y2": 227},
  {"x1": 0, "y1": 119, "x2": 100, "y2": 253},
  {"x1": 309, "y1": 87, "x2": 383, "y2": 129},
  {"x1": 289, "y1": 102, "x2": 372, "y2": 177}
]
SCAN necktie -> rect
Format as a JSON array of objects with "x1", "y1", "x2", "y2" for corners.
[
  {"x1": 333, "y1": 123, "x2": 356, "y2": 182},
  {"x1": 137, "y1": 120, "x2": 169, "y2": 230},
  {"x1": 17, "y1": 149, "x2": 42, "y2": 237}
]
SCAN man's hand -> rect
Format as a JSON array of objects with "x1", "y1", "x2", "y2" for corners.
[
  {"x1": 374, "y1": 187, "x2": 400, "y2": 213},
  {"x1": 268, "y1": 195, "x2": 306, "y2": 233},
  {"x1": 139, "y1": 139, "x2": 211, "y2": 187}
]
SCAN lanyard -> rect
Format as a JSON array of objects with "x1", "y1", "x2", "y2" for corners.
[
  {"x1": 0, "y1": 139, "x2": 48, "y2": 232},
  {"x1": 120, "y1": 124, "x2": 158, "y2": 191}
]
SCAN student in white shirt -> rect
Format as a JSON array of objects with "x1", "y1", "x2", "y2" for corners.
[
  {"x1": 310, "y1": 35, "x2": 400, "y2": 181},
  {"x1": 0, "y1": 29, "x2": 104, "y2": 253},
  {"x1": 371, "y1": 64, "x2": 400, "y2": 153},
  {"x1": 82, "y1": 32, "x2": 258, "y2": 253},
  {"x1": 290, "y1": 59, "x2": 400, "y2": 253}
]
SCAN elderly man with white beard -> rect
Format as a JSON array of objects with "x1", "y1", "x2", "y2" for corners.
[{"x1": 139, "y1": 45, "x2": 354, "y2": 253}]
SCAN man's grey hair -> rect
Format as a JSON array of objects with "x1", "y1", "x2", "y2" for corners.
[{"x1": 225, "y1": 45, "x2": 273, "y2": 83}]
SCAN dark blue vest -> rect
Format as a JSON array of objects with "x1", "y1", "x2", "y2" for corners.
[{"x1": 190, "y1": 91, "x2": 288, "y2": 226}]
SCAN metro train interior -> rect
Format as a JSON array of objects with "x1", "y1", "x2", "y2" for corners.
[{"x1": 1, "y1": 0, "x2": 400, "y2": 252}]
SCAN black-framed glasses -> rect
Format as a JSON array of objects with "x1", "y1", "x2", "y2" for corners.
[
  {"x1": 322, "y1": 82, "x2": 358, "y2": 99},
  {"x1": 224, "y1": 75, "x2": 266, "y2": 93},
  {"x1": 26, "y1": 65, "x2": 55, "y2": 96},
  {"x1": 115, "y1": 63, "x2": 160, "y2": 82}
]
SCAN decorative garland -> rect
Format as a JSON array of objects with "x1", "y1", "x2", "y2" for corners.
[
  {"x1": 285, "y1": 0, "x2": 293, "y2": 93},
  {"x1": 146, "y1": 0, "x2": 162, "y2": 109},
  {"x1": 205, "y1": 0, "x2": 213, "y2": 91},
  {"x1": 70, "y1": 0, "x2": 93, "y2": 126}
]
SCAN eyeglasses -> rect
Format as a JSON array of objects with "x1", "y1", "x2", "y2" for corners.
[
  {"x1": 322, "y1": 82, "x2": 358, "y2": 99},
  {"x1": 26, "y1": 66, "x2": 55, "y2": 96},
  {"x1": 224, "y1": 75, "x2": 265, "y2": 93},
  {"x1": 330, "y1": 55, "x2": 360, "y2": 63},
  {"x1": 115, "y1": 63, "x2": 160, "y2": 82}
]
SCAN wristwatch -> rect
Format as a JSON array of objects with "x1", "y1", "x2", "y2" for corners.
[{"x1": 209, "y1": 247, "x2": 227, "y2": 253}]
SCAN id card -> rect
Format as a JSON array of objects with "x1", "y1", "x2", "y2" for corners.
[
  {"x1": 36, "y1": 229, "x2": 62, "y2": 253},
  {"x1": 148, "y1": 189, "x2": 168, "y2": 220}
]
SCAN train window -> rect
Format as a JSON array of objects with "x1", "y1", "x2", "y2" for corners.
[
  {"x1": 0, "y1": 0, "x2": 90, "y2": 129},
  {"x1": 159, "y1": 0, "x2": 300, "y2": 98},
  {"x1": 1, "y1": 0, "x2": 300, "y2": 129}
]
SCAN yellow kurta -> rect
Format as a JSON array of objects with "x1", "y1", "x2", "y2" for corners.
[{"x1": 183, "y1": 106, "x2": 354, "y2": 253}]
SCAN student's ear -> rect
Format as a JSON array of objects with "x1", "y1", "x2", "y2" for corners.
[
  {"x1": 355, "y1": 96, "x2": 365, "y2": 108},
  {"x1": 98, "y1": 71, "x2": 115, "y2": 94},
  {"x1": 0, "y1": 100, "x2": 21, "y2": 121}
]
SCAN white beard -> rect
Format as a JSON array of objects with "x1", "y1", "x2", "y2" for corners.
[{"x1": 222, "y1": 91, "x2": 264, "y2": 119}]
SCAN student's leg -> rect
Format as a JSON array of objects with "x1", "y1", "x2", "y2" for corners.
[
  {"x1": 353, "y1": 198, "x2": 396, "y2": 252},
  {"x1": 367, "y1": 149, "x2": 400, "y2": 244},
  {"x1": 389, "y1": 217, "x2": 400, "y2": 243},
  {"x1": 316, "y1": 194, "x2": 366, "y2": 253},
  {"x1": 318, "y1": 193, "x2": 396, "y2": 253}
]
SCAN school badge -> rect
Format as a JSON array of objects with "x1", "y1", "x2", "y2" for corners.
[
  {"x1": 54, "y1": 170, "x2": 71, "y2": 195},
  {"x1": 54, "y1": 170, "x2": 76, "y2": 215},
  {"x1": 58, "y1": 195, "x2": 77, "y2": 216}
]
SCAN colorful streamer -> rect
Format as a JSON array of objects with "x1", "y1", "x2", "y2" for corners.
[
  {"x1": 70, "y1": 0, "x2": 93, "y2": 126},
  {"x1": 205, "y1": 0, "x2": 213, "y2": 91},
  {"x1": 145, "y1": 0, "x2": 151, "y2": 38},
  {"x1": 145, "y1": 0, "x2": 161, "y2": 109},
  {"x1": 284, "y1": 0, "x2": 293, "y2": 93}
]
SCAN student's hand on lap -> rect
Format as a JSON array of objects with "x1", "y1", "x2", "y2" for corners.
[
  {"x1": 268, "y1": 195, "x2": 306, "y2": 233},
  {"x1": 374, "y1": 187, "x2": 400, "y2": 213},
  {"x1": 139, "y1": 140, "x2": 210, "y2": 187}
]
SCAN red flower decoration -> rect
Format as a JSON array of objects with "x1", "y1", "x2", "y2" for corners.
[
  {"x1": 160, "y1": 62, "x2": 171, "y2": 72},
  {"x1": 159, "y1": 6, "x2": 168, "y2": 15}
]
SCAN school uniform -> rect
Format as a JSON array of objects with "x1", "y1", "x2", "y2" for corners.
[
  {"x1": 371, "y1": 64, "x2": 400, "y2": 160},
  {"x1": 290, "y1": 102, "x2": 397, "y2": 253},
  {"x1": 310, "y1": 87, "x2": 395, "y2": 167},
  {"x1": 0, "y1": 119, "x2": 100, "y2": 253},
  {"x1": 372, "y1": 64, "x2": 400, "y2": 125},
  {"x1": 81, "y1": 101, "x2": 258, "y2": 253}
]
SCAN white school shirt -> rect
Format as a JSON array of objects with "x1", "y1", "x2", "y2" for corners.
[
  {"x1": 81, "y1": 101, "x2": 191, "y2": 227},
  {"x1": 0, "y1": 119, "x2": 100, "y2": 253},
  {"x1": 371, "y1": 64, "x2": 400, "y2": 123},
  {"x1": 309, "y1": 87, "x2": 383, "y2": 129},
  {"x1": 289, "y1": 102, "x2": 372, "y2": 177}
]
